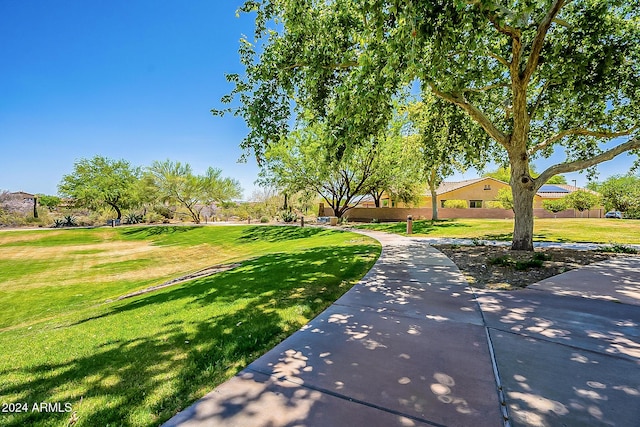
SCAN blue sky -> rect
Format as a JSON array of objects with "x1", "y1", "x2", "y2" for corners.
[{"x1": 0, "y1": 2, "x2": 636, "y2": 199}]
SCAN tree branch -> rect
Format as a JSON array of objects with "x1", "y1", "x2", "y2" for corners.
[
  {"x1": 486, "y1": 50, "x2": 510, "y2": 68},
  {"x1": 522, "y1": 0, "x2": 566, "y2": 82},
  {"x1": 536, "y1": 137, "x2": 640, "y2": 187},
  {"x1": 430, "y1": 84, "x2": 508, "y2": 146},
  {"x1": 529, "y1": 126, "x2": 638, "y2": 156},
  {"x1": 528, "y1": 80, "x2": 552, "y2": 119}
]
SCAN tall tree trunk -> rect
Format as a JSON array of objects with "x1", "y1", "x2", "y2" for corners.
[
  {"x1": 510, "y1": 156, "x2": 535, "y2": 251},
  {"x1": 33, "y1": 197, "x2": 38, "y2": 218},
  {"x1": 108, "y1": 203, "x2": 123, "y2": 220},
  {"x1": 429, "y1": 183, "x2": 438, "y2": 221},
  {"x1": 426, "y1": 168, "x2": 439, "y2": 221}
]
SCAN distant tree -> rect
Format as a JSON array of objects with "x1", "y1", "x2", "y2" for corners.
[
  {"x1": 58, "y1": 156, "x2": 141, "y2": 220},
  {"x1": 258, "y1": 120, "x2": 378, "y2": 219},
  {"x1": 406, "y1": 93, "x2": 490, "y2": 219},
  {"x1": 542, "y1": 199, "x2": 568, "y2": 218},
  {"x1": 564, "y1": 190, "x2": 600, "y2": 217},
  {"x1": 593, "y1": 175, "x2": 640, "y2": 214},
  {"x1": 37, "y1": 194, "x2": 61, "y2": 211},
  {"x1": 146, "y1": 160, "x2": 242, "y2": 224},
  {"x1": 495, "y1": 188, "x2": 514, "y2": 211}
]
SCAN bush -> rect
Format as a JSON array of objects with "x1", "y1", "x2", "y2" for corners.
[
  {"x1": 260, "y1": 216, "x2": 270, "y2": 223},
  {"x1": 598, "y1": 243, "x2": 638, "y2": 254},
  {"x1": 63, "y1": 215, "x2": 77, "y2": 227},
  {"x1": 279, "y1": 210, "x2": 297, "y2": 223},
  {"x1": 124, "y1": 212, "x2": 144, "y2": 224},
  {"x1": 145, "y1": 212, "x2": 164, "y2": 223},
  {"x1": 443, "y1": 200, "x2": 467, "y2": 209}
]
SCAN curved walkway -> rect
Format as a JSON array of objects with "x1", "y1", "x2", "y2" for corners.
[{"x1": 163, "y1": 230, "x2": 640, "y2": 427}]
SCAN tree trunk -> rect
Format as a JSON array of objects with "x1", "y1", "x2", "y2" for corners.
[
  {"x1": 510, "y1": 160, "x2": 536, "y2": 251},
  {"x1": 372, "y1": 191, "x2": 382, "y2": 208},
  {"x1": 430, "y1": 184, "x2": 438, "y2": 221},
  {"x1": 108, "y1": 203, "x2": 123, "y2": 220},
  {"x1": 283, "y1": 193, "x2": 289, "y2": 211},
  {"x1": 33, "y1": 197, "x2": 38, "y2": 218}
]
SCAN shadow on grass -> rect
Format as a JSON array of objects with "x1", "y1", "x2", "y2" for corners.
[
  {"x1": 120, "y1": 226, "x2": 200, "y2": 239},
  {"x1": 356, "y1": 219, "x2": 470, "y2": 235},
  {"x1": 237, "y1": 226, "x2": 333, "y2": 243},
  {"x1": 0, "y1": 244, "x2": 378, "y2": 426}
]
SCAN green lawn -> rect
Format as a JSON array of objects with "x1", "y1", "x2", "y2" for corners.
[
  {"x1": 0, "y1": 225, "x2": 380, "y2": 426},
  {"x1": 355, "y1": 218, "x2": 640, "y2": 244}
]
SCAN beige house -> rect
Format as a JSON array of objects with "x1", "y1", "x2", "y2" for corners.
[
  {"x1": 423, "y1": 177, "x2": 509, "y2": 209},
  {"x1": 343, "y1": 177, "x2": 602, "y2": 220}
]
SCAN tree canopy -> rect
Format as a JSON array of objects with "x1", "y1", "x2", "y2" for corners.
[
  {"x1": 591, "y1": 174, "x2": 640, "y2": 215},
  {"x1": 58, "y1": 156, "x2": 141, "y2": 220},
  {"x1": 220, "y1": 0, "x2": 639, "y2": 250},
  {"x1": 258, "y1": 120, "x2": 378, "y2": 218},
  {"x1": 146, "y1": 160, "x2": 242, "y2": 224}
]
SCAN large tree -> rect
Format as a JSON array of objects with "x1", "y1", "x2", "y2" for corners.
[
  {"x1": 146, "y1": 160, "x2": 242, "y2": 224},
  {"x1": 218, "y1": 0, "x2": 639, "y2": 250},
  {"x1": 259, "y1": 121, "x2": 377, "y2": 218},
  {"x1": 58, "y1": 156, "x2": 141, "y2": 220},
  {"x1": 592, "y1": 174, "x2": 640, "y2": 214},
  {"x1": 405, "y1": 93, "x2": 491, "y2": 219}
]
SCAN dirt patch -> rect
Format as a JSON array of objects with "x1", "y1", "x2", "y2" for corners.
[
  {"x1": 433, "y1": 244, "x2": 639, "y2": 290},
  {"x1": 109, "y1": 263, "x2": 241, "y2": 301}
]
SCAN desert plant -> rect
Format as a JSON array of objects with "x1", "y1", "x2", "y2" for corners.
[
  {"x1": 279, "y1": 210, "x2": 297, "y2": 223},
  {"x1": 62, "y1": 215, "x2": 77, "y2": 227},
  {"x1": 124, "y1": 212, "x2": 144, "y2": 224},
  {"x1": 260, "y1": 216, "x2": 270, "y2": 223}
]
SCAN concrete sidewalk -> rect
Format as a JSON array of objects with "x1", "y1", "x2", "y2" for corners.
[{"x1": 163, "y1": 231, "x2": 640, "y2": 427}]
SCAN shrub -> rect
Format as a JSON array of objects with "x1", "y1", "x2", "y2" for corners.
[
  {"x1": 443, "y1": 200, "x2": 468, "y2": 209},
  {"x1": 279, "y1": 210, "x2": 297, "y2": 223},
  {"x1": 63, "y1": 215, "x2": 77, "y2": 227},
  {"x1": 260, "y1": 216, "x2": 270, "y2": 223},
  {"x1": 124, "y1": 212, "x2": 144, "y2": 224},
  {"x1": 598, "y1": 243, "x2": 638, "y2": 254}
]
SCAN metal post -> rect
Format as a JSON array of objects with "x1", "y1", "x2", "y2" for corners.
[
  {"x1": 301, "y1": 216, "x2": 304, "y2": 227},
  {"x1": 407, "y1": 215, "x2": 413, "y2": 235}
]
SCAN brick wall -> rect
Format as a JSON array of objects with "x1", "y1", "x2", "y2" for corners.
[{"x1": 322, "y1": 207, "x2": 604, "y2": 221}]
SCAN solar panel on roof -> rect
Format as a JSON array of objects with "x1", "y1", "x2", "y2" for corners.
[{"x1": 538, "y1": 185, "x2": 570, "y2": 193}]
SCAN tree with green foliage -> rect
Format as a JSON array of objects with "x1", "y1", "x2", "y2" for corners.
[
  {"x1": 146, "y1": 160, "x2": 242, "y2": 224},
  {"x1": 58, "y1": 156, "x2": 141, "y2": 220},
  {"x1": 495, "y1": 187, "x2": 514, "y2": 211},
  {"x1": 564, "y1": 190, "x2": 600, "y2": 217},
  {"x1": 592, "y1": 175, "x2": 640, "y2": 215},
  {"x1": 405, "y1": 93, "x2": 491, "y2": 219},
  {"x1": 366, "y1": 122, "x2": 425, "y2": 209},
  {"x1": 259, "y1": 121, "x2": 377, "y2": 218},
  {"x1": 36, "y1": 194, "x2": 61, "y2": 211},
  {"x1": 218, "y1": 0, "x2": 639, "y2": 250},
  {"x1": 542, "y1": 199, "x2": 568, "y2": 218}
]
